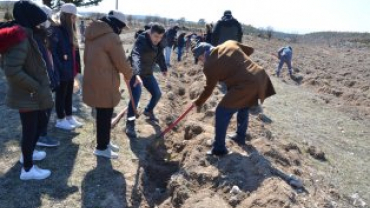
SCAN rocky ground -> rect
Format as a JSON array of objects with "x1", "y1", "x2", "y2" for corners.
[{"x1": 0, "y1": 32, "x2": 369, "y2": 208}]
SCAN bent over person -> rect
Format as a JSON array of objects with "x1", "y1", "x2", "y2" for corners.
[{"x1": 192, "y1": 41, "x2": 276, "y2": 156}]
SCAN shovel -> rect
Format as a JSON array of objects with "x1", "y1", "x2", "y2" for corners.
[{"x1": 156, "y1": 104, "x2": 195, "y2": 139}]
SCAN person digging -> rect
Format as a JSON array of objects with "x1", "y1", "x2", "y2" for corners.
[{"x1": 191, "y1": 41, "x2": 276, "y2": 156}]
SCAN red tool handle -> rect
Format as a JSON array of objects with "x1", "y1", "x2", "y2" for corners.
[{"x1": 158, "y1": 104, "x2": 195, "y2": 138}]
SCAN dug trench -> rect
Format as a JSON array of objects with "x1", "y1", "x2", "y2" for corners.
[{"x1": 120, "y1": 54, "x2": 343, "y2": 208}]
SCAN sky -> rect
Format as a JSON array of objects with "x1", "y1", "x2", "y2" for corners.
[
  {"x1": 76, "y1": 0, "x2": 370, "y2": 34},
  {"x1": 1, "y1": 0, "x2": 369, "y2": 34}
]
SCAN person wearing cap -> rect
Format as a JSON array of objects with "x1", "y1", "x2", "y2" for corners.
[
  {"x1": 50, "y1": 3, "x2": 83, "y2": 131},
  {"x1": 212, "y1": 10, "x2": 243, "y2": 46},
  {"x1": 276, "y1": 46, "x2": 293, "y2": 77},
  {"x1": 32, "y1": 4, "x2": 60, "y2": 148},
  {"x1": 125, "y1": 23, "x2": 167, "y2": 138},
  {"x1": 1, "y1": 0, "x2": 54, "y2": 180},
  {"x1": 192, "y1": 40, "x2": 276, "y2": 156},
  {"x1": 82, "y1": 10, "x2": 133, "y2": 159},
  {"x1": 164, "y1": 25, "x2": 180, "y2": 67}
]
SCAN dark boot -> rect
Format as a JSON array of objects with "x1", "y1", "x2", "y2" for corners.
[
  {"x1": 125, "y1": 120, "x2": 137, "y2": 138},
  {"x1": 143, "y1": 111, "x2": 159, "y2": 123}
]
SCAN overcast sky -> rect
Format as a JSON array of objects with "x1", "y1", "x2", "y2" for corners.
[{"x1": 76, "y1": 0, "x2": 369, "y2": 34}]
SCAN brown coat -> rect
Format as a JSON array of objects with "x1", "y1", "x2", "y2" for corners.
[
  {"x1": 195, "y1": 40, "x2": 276, "y2": 109},
  {"x1": 83, "y1": 21, "x2": 133, "y2": 108}
]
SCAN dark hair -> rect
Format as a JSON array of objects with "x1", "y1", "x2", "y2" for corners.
[{"x1": 150, "y1": 23, "x2": 165, "y2": 34}]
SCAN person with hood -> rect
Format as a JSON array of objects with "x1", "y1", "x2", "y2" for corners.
[
  {"x1": 164, "y1": 25, "x2": 179, "y2": 67},
  {"x1": 276, "y1": 46, "x2": 293, "y2": 77},
  {"x1": 125, "y1": 23, "x2": 167, "y2": 138},
  {"x1": 0, "y1": 0, "x2": 54, "y2": 180},
  {"x1": 177, "y1": 32, "x2": 186, "y2": 61},
  {"x1": 205, "y1": 23, "x2": 213, "y2": 44},
  {"x1": 191, "y1": 41, "x2": 276, "y2": 156},
  {"x1": 50, "y1": 3, "x2": 83, "y2": 131},
  {"x1": 32, "y1": 5, "x2": 60, "y2": 147},
  {"x1": 212, "y1": 10, "x2": 243, "y2": 46},
  {"x1": 83, "y1": 10, "x2": 133, "y2": 159}
]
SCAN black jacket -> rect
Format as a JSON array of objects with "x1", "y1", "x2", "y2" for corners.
[
  {"x1": 211, "y1": 16, "x2": 243, "y2": 46},
  {"x1": 130, "y1": 32, "x2": 167, "y2": 77},
  {"x1": 165, "y1": 27, "x2": 178, "y2": 47}
]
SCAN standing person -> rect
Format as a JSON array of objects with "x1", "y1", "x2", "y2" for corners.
[
  {"x1": 1, "y1": 0, "x2": 54, "y2": 180},
  {"x1": 211, "y1": 10, "x2": 243, "y2": 46},
  {"x1": 177, "y1": 32, "x2": 186, "y2": 62},
  {"x1": 191, "y1": 41, "x2": 276, "y2": 156},
  {"x1": 51, "y1": 3, "x2": 83, "y2": 131},
  {"x1": 83, "y1": 11, "x2": 133, "y2": 159},
  {"x1": 79, "y1": 20, "x2": 86, "y2": 43},
  {"x1": 164, "y1": 25, "x2": 179, "y2": 67},
  {"x1": 33, "y1": 5, "x2": 60, "y2": 147},
  {"x1": 205, "y1": 24, "x2": 213, "y2": 44},
  {"x1": 276, "y1": 46, "x2": 293, "y2": 77},
  {"x1": 125, "y1": 23, "x2": 167, "y2": 138}
]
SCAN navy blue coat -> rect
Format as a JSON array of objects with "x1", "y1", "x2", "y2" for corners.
[{"x1": 50, "y1": 26, "x2": 81, "y2": 82}]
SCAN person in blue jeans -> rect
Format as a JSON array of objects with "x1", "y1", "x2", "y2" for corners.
[
  {"x1": 191, "y1": 41, "x2": 276, "y2": 156},
  {"x1": 276, "y1": 46, "x2": 293, "y2": 77},
  {"x1": 177, "y1": 32, "x2": 186, "y2": 62},
  {"x1": 126, "y1": 23, "x2": 167, "y2": 138}
]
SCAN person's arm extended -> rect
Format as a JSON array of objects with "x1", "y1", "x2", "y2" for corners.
[
  {"x1": 130, "y1": 36, "x2": 146, "y2": 76},
  {"x1": 194, "y1": 71, "x2": 218, "y2": 106},
  {"x1": 211, "y1": 21, "x2": 221, "y2": 46}
]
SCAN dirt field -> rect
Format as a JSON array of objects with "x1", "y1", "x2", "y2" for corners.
[{"x1": 0, "y1": 32, "x2": 369, "y2": 208}]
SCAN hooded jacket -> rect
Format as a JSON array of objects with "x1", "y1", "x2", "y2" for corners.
[
  {"x1": 82, "y1": 20, "x2": 133, "y2": 108},
  {"x1": 211, "y1": 16, "x2": 243, "y2": 46},
  {"x1": 130, "y1": 31, "x2": 167, "y2": 77},
  {"x1": 1, "y1": 26, "x2": 54, "y2": 111},
  {"x1": 195, "y1": 41, "x2": 276, "y2": 109}
]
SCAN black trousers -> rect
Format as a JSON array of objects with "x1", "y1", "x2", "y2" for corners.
[
  {"x1": 39, "y1": 108, "x2": 52, "y2": 137},
  {"x1": 55, "y1": 80, "x2": 74, "y2": 119},
  {"x1": 19, "y1": 110, "x2": 48, "y2": 170},
  {"x1": 96, "y1": 108, "x2": 114, "y2": 150}
]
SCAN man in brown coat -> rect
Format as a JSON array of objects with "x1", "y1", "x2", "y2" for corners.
[
  {"x1": 83, "y1": 10, "x2": 133, "y2": 159},
  {"x1": 192, "y1": 41, "x2": 276, "y2": 156}
]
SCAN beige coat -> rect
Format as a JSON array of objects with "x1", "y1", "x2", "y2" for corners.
[{"x1": 83, "y1": 21, "x2": 133, "y2": 108}]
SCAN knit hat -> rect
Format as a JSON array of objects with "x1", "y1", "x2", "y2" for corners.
[
  {"x1": 60, "y1": 3, "x2": 78, "y2": 15},
  {"x1": 224, "y1": 10, "x2": 232, "y2": 16},
  {"x1": 13, "y1": 0, "x2": 47, "y2": 28},
  {"x1": 192, "y1": 42, "x2": 213, "y2": 59},
  {"x1": 108, "y1": 10, "x2": 127, "y2": 28}
]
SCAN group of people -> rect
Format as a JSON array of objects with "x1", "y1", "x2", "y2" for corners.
[{"x1": 0, "y1": 1, "x2": 282, "y2": 181}]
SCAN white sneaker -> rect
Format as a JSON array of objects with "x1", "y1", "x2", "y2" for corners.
[
  {"x1": 67, "y1": 116, "x2": 83, "y2": 128},
  {"x1": 108, "y1": 142, "x2": 119, "y2": 152},
  {"x1": 20, "y1": 165, "x2": 51, "y2": 180},
  {"x1": 19, "y1": 150, "x2": 46, "y2": 164},
  {"x1": 93, "y1": 147, "x2": 118, "y2": 159},
  {"x1": 55, "y1": 119, "x2": 76, "y2": 131}
]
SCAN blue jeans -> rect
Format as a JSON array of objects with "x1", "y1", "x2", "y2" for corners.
[
  {"x1": 277, "y1": 55, "x2": 292, "y2": 76},
  {"x1": 213, "y1": 105, "x2": 249, "y2": 152},
  {"x1": 127, "y1": 75, "x2": 162, "y2": 120},
  {"x1": 164, "y1": 46, "x2": 172, "y2": 65},
  {"x1": 177, "y1": 46, "x2": 184, "y2": 61}
]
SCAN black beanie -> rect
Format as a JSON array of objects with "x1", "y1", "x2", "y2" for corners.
[{"x1": 13, "y1": 1, "x2": 47, "y2": 29}]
